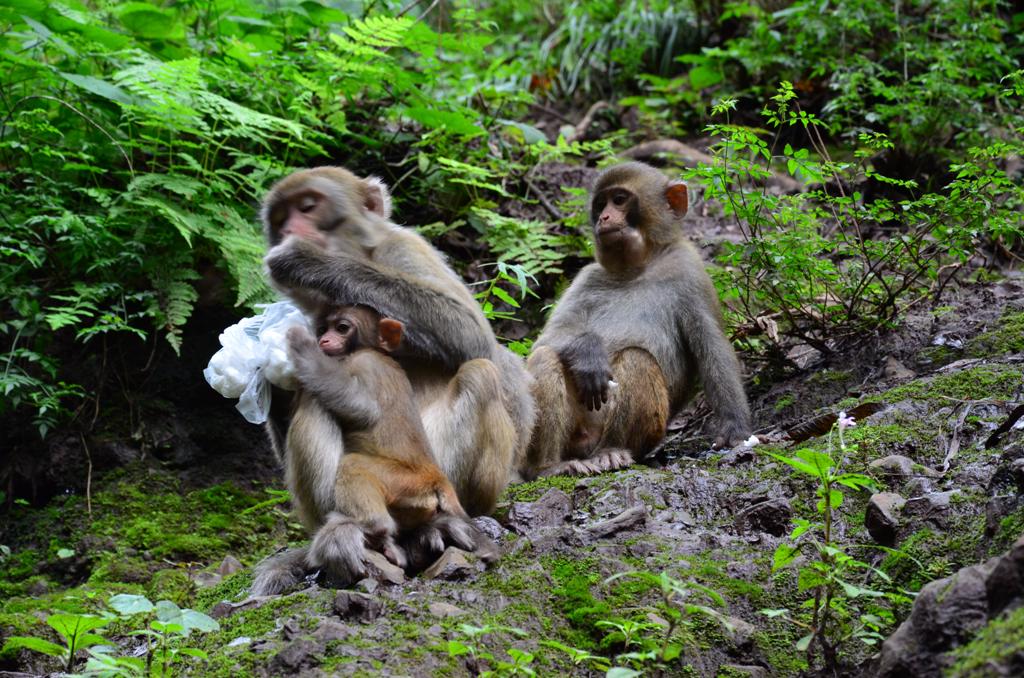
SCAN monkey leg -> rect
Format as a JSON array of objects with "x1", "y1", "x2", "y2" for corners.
[
  {"x1": 424, "y1": 358, "x2": 517, "y2": 516},
  {"x1": 251, "y1": 546, "x2": 310, "y2": 596},
  {"x1": 331, "y1": 454, "x2": 409, "y2": 571},
  {"x1": 597, "y1": 347, "x2": 670, "y2": 460},
  {"x1": 537, "y1": 347, "x2": 669, "y2": 477},
  {"x1": 524, "y1": 345, "x2": 579, "y2": 477}
]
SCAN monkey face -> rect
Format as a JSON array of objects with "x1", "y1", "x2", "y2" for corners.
[
  {"x1": 317, "y1": 309, "x2": 361, "y2": 357},
  {"x1": 261, "y1": 168, "x2": 393, "y2": 255},
  {"x1": 315, "y1": 305, "x2": 404, "y2": 358}
]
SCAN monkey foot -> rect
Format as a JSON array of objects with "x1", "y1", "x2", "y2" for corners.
[{"x1": 540, "y1": 448, "x2": 634, "y2": 477}]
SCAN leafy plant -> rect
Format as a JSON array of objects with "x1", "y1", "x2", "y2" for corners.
[
  {"x1": 2, "y1": 612, "x2": 111, "y2": 673},
  {"x1": 762, "y1": 414, "x2": 906, "y2": 671}
]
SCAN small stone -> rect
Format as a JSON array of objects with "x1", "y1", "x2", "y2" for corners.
[
  {"x1": 363, "y1": 550, "x2": 406, "y2": 585},
  {"x1": 866, "y1": 492, "x2": 906, "y2": 545},
  {"x1": 883, "y1": 356, "x2": 916, "y2": 380},
  {"x1": 270, "y1": 639, "x2": 322, "y2": 673},
  {"x1": 428, "y1": 602, "x2": 465, "y2": 618},
  {"x1": 904, "y1": 477, "x2": 934, "y2": 498},
  {"x1": 334, "y1": 591, "x2": 383, "y2": 623},
  {"x1": 507, "y1": 488, "x2": 572, "y2": 534},
  {"x1": 313, "y1": 619, "x2": 351, "y2": 643},
  {"x1": 922, "y1": 490, "x2": 958, "y2": 511},
  {"x1": 192, "y1": 571, "x2": 222, "y2": 588},
  {"x1": 472, "y1": 515, "x2": 507, "y2": 541},
  {"x1": 357, "y1": 578, "x2": 379, "y2": 594},
  {"x1": 721, "y1": 616, "x2": 756, "y2": 649},
  {"x1": 870, "y1": 455, "x2": 915, "y2": 479},
  {"x1": 211, "y1": 596, "x2": 270, "y2": 619},
  {"x1": 422, "y1": 547, "x2": 475, "y2": 581},
  {"x1": 226, "y1": 636, "x2": 251, "y2": 648},
  {"x1": 218, "y1": 555, "x2": 243, "y2": 576},
  {"x1": 735, "y1": 498, "x2": 792, "y2": 537}
]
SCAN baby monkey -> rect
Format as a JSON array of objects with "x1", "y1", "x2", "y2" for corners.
[{"x1": 279, "y1": 304, "x2": 498, "y2": 588}]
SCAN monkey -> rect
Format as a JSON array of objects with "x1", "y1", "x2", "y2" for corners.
[
  {"x1": 524, "y1": 161, "x2": 751, "y2": 478},
  {"x1": 252, "y1": 168, "x2": 531, "y2": 594},
  {"x1": 259, "y1": 166, "x2": 534, "y2": 517},
  {"x1": 252, "y1": 304, "x2": 498, "y2": 595}
]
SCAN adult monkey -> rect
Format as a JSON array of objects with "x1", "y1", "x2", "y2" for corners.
[
  {"x1": 261, "y1": 166, "x2": 535, "y2": 515},
  {"x1": 525, "y1": 161, "x2": 751, "y2": 477}
]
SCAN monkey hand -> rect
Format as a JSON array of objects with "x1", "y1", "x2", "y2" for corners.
[
  {"x1": 286, "y1": 325, "x2": 336, "y2": 386},
  {"x1": 558, "y1": 332, "x2": 613, "y2": 411}
]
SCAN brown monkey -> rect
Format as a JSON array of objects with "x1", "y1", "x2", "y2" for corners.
[
  {"x1": 252, "y1": 305, "x2": 498, "y2": 595},
  {"x1": 260, "y1": 166, "x2": 533, "y2": 516},
  {"x1": 525, "y1": 161, "x2": 751, "y2": 477}
]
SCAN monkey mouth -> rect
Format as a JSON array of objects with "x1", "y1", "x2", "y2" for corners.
[{"x1": 596, "y1": 225, "x2": 624, "y2": 237}]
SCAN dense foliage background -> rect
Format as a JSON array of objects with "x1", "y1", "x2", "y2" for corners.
[{"x1": 0, "y1": 1, "x2": 1022, "y2": 674}]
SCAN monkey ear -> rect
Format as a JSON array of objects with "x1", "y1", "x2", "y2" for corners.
[
  {"x1": 362, "y1": 176, "x2": 393, "y2": 220},
  {"x1": 665, "y1": 182, "x2": 688, "y2": 218},
  {"x1": 378, "y1": 318, "x2": 404, "y2": 352}
]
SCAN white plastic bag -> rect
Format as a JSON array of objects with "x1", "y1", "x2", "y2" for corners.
[{"x1": 203, "y1": 301, "x2": 308, "y2": 424}]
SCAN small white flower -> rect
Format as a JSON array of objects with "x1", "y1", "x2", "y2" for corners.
[{"x1": 837, "y1": 411, "x2": 856, "y2": 431}]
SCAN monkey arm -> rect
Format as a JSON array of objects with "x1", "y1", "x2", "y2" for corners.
[
  {"x1": 267, "y1": 240, "x2": 494, "y2": 369},
  {"x1": 679, "y1": 306, "x2": 752, "y2": 444},
  {"x1": 554, "y1": 332, "x2": 613, "y2": 412}
]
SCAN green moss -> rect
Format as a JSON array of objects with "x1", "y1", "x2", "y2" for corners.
[
  {"x1": 991, "y1": 504, "x2": 1024, "y2": 554},
  {"x1": 501, "y1": 475, "x2": 579, "y2": 504},
  {"x1": 809, "y1": 369, "x2": 853, "y2": 385},
  {"x1": 881, "y1": 364, "x2": 1022, "y2": 403},
  {"x1": 774, "y1": 394, "x2": 796, "y2": 412},
  {"x1": 949, "y1": 605, "x2": 1024, "y2": 676},
  {"x1": 968, "y1": 311, "x2": 1024, "y2": 357},
  {"x1": 753, "y1": 628, "x2": 807, "y2": 676}
]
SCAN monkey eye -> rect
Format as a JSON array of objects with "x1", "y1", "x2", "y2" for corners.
[
  {"x1": 298, "y1": 195, "x2": 318, "y2": 213},
  {"x1": 336, "y1": 322, "x2": 352, "y2": 333},
  {"x1": 611, "y1": 190, "x2": 629, "y2": 207},
  {"x1": 316, "y1": 324, "x2": 327, "y2": 336}
]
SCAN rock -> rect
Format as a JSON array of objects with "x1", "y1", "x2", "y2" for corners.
[
  {"x1": 364, "y1": 550, "x2": 406, "y2": 585},
  {"x1": 334, "y1": 591, "x2": 383, "y2": 623},
  {"x1": 720, "y1": 665, "x2": 768, "y2": 678},
  {"x1": 876, "y1": 536, "x2": 1024, "y2": 677},
  {"x1": 313, "y1": 619, "x2": 352, "y2": 643},
  {"x1": 584, "y1": 504, "x2": 647, "y2": 539},
  {"x1": 870, "y1": 455, "x2": 914, "y2": 479},
  {"x1": 270, "y1": 639, "x2": 322, "y2": 673},
  {"x1": 921, "y1": 490, "x2": 958, "y2": 511},
  {"x1": 718, "y1": 446, "x2": 757, "y2": 466},
  {"x1": 218, "y1": 555, "x2": 243, "y2": 576},
  {"x1": 421, "y1": 547, "x2": 476, "y2": 581},
  {"x1": 357, "y1": 577, "x2": 379, "y2": 594},
  {"x1": 428, "y1": 602, "x2": 465, "y2": 618},
  {"x1": 735, "y1": 498, "x2": 792, "y2": 537},
  {"x1": 211, "y1": 596, "x2": 273, "y2": 619},
  {"x1": 721, "y1": 615, "x2": 756, "y2": 649},
  {"x1": 472, "y1": 515, "x2": 507, "y2": 541},
  {"x1": 507, "y1": 488, "x2": 572, "y2": 534},
  {"x1": 865, "y1": 492, "x2": 906, "y2": 545},
  {"x1": 192, "y1": 571, "x2": 222, "y2": 588},
  {"x1": 904, "y1": 477, "x2": 934, "y2": 498},
  {"x1": 883, "y1": 356, "x2": 916, "y2": 380}
]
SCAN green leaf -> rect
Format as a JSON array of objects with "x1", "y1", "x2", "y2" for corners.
[
  {"x1": 47, "y1": 613, "x2": 110, "y2": 643},
  {"x1": 60, "y1": 73, "x2": 137, "y2": 106},
  {"x1": 500, "y1": 119, "x2": 546, "y2": 145},
  {"x1": 56, "y1": 548, "x2": 74, "y2": 558},
  {"x1": 607, "y1": 668, "x2": 642, "y2": 678},
  {"x1": 490, "y1": 286, "x2": 520, "y2": 308},
  {"x1": 1, "y1": 635, "x2": 67, "y2": 658},
  {"x1": 772, "y1": 543, "x2": 799, "y2": 571},
  {"x1": 109, "y1": 594, "x2": 155, "y2": 615},
  {"x1": 404, "y1": 107, "x2": 485, "y2": 138},
  {"x1": 689, "y1": 65, "x2": 723, "y2": 90},
  {"x1": 115, "y1": 2, "x2": 185, "y2": 40},
  {"x1": 179, "y1": 609, "x2": 219, "y2": 633}
]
